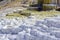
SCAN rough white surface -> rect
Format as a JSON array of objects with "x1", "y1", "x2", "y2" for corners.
[{"x1": 0, "y1": 16, "x2": 60, "y2": 40}]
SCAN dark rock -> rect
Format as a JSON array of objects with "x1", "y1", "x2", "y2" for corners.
[
  {"x1": 0, "y1": 0, "x2": 3, "y2": 2},
  {"x1": 56, "y1": 8, "x2": 60, "y2": 11}
]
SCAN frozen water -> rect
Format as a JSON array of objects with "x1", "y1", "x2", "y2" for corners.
[
  {"x1": 55, "y1": 32, "x2": 60, "y2": 38},
  {"x1": 44, "y1": 18, "x2": 60, "y2": 28},
  {"x1": 0, "y1": 16, "x2": 60, "y2": 40}
]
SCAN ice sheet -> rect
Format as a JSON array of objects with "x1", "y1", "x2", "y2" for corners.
[{"x1": 0, "y1": 16, "x2": 60, "y2": 40}]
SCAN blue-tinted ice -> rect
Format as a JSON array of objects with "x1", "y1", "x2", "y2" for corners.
[{"x1": 0, "y1": 17, "x2": 60, "y2": 40}]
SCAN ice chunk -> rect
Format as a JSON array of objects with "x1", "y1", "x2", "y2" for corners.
[
  {"x1": 0, "y1": 28, "x2": 23, "y2": 34},
  {"x1": 44, "y1": 18, "x2": 60, "y2": 28},
  {"x1": 7, "y1": 35, "x2": 17, "y2": 40},
  {"x1": 17, "y1": 30, "x2": 26, "y2": 40},
  {"x1": 55, "y1": 32, "x2": 60, "y2": 38}
]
